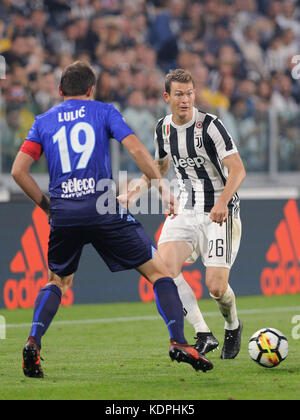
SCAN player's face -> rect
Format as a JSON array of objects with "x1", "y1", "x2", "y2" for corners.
[{"x1": 164, "y1": 82, "x2": 195, "y2": 125}]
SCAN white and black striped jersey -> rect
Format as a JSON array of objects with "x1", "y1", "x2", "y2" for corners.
[{"x1": 154, "y1": 107, "x2": 240, "y2": 215}]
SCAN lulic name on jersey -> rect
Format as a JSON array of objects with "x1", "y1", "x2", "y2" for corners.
[{"x1": 58, "y1": 106, "x2": 86, "y2": 122}]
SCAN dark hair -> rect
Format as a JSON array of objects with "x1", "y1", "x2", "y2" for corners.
[
  {"x1": 165, "y1": 68, "x2": 194, "y2": 94},
  {"x1": 60, "y1": 61, "x2": 96, "y2": 97}
]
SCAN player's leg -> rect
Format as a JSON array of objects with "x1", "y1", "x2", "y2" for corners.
[
  {"x1": 27, "y1": 271, "x2": 74, "y2": 348},
  {"x1": 206, "y1": 266, "x2": 239, "y2": 330},
  {"x1": 158, "y1": 241, "x2": 211, "y2": 335},
  {"x1": 137, "y1": 251, "x2": 213, "y2": 372},
  {"x1": 23, "y1": 271, "x2": 74, "y2": 378},
  {"x1": 23, "y1": 226, "x2": 83, "y2": 378},
  {"x1": 136, "y1": 250, "x2": 187, "y2": 345},
  {"x1": 157, "y1": 214, "x2": 212, "y2": 343},
  {"x1": 206, "y1": 266, "x2": 242, "y2": 359},
  {"x1": 203, "y1": 214, "x2": 242, "y2": 359},
  {"x1": 91, "y1": 215, "x2": 213, "y2": 372}
]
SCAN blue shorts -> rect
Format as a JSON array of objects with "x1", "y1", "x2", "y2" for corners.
[{"x1": 48, "y1": 214, "x2": 155, "y2": 276}]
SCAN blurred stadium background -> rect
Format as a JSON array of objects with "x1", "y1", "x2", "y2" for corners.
[{"x1": 0, "y1": 0, "x2": 300, "y2": 309}]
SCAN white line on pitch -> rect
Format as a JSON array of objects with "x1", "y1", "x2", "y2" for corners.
[{"x1": 5, "y1": 305, "x2": 300, "y2": 329}]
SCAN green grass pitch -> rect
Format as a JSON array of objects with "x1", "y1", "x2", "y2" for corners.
[{"x1": 1, "y1": 294, "x2": 300, "y2": 400}]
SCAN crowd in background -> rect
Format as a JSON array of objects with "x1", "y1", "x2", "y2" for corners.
[{"x1": 0, "y1": 0, "x2": 300, "y2": 174}]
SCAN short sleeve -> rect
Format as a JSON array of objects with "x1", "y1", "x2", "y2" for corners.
[
  {"x1": 26, "y1": 117, "x2": 42, "y2": 145},
  {"x1": 154, "y1": 119, "x2": 168, "y2": 161},
  {"x1": 107, "y1": 105, "x2": 135, "y2": 143},
  {"x1": 207, "y1": 117, "x2": 238, "y2": 161}
]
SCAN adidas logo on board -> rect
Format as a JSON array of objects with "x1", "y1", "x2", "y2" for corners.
[
  {"x1": 261, "y1": 200, "x2": 300, "y2": 296},
  {"x1": 3, "y1": 207, "x2": 73, "y2": 309}
]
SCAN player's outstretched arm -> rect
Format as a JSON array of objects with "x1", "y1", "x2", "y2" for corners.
[
  {"x1": 210, "y1": 153, "x2": 246, "y2": 226},
  {"x1": 120, "y1": 134, "x2": 176, "y2": 215},
  {"x1": 122, "y1": 134, "x2": 163, "y2": 180},
  {"x1": 118, "y1": 159, "x2": 170, "y2": 209},
  {"x1": 11, "y1": 151, "x2": 50, "y2": 217}
]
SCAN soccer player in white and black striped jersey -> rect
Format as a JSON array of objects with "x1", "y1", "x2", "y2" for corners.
[{"x1": 120, "y1": 69, "x2": 246, "y2": 359}]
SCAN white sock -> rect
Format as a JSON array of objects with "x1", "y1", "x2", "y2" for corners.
[
  {"x1": 211, "y1": 285, "x2": 239, "y2": 331},
  {"x1": 174, "y1": 273, "x2": 210, "y2": 333}
]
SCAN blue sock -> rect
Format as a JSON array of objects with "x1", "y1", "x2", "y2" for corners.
[
  {"x1": 153, "y1": 277, "x2": 187, "y2": 344},
  {"x1": 29, "y1": 284, "x2": 62, "y2": 348}
]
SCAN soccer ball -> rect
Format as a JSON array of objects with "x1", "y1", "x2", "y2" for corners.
[{"x1": 248, "y1": 328, "x2": 288, "y2": 368}]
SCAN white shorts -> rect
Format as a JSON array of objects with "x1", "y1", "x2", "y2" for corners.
[{"x1": 158, "y1": 211, "x2": 242, "y2": 269}]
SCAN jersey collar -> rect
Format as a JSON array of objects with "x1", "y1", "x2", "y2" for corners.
[{"x1": 170, "y1": 107, "x2": 197, "y2": 131}]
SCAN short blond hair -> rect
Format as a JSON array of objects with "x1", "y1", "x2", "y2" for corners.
[{"x1": 165, "y1": 69, "x2": 194, "y2": 94}]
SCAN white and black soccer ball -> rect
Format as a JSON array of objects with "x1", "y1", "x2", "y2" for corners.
[{"x1": 248, "y1": 328, "x2": 288, "y2": 368}]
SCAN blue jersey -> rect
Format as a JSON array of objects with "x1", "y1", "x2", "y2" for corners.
[{"x1": 27, "y1": 99, "x2": 134, "y2": 226}]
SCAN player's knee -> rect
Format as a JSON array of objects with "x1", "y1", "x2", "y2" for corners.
[
  {"x1": 161, "y1": 267, "x2": 179, "y2": 280},
  {"x1": 209, "y1": 286, "x2": 225, "y2": 299},
  {"x1": 206, "y1": 275, "x2": 228, "y2": 299},
  {"x1": 206, "y1": 267, "x2": 230, "y2": 298},
  {"x1": 158, "y1": 259, "x2": 180, "y2": 279},
  {"x1": 48, "y1": 271, "x2": 74, "y2": 296}
]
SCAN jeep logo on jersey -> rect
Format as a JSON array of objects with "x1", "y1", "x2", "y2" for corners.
[{"x1": 172, "y1": 155, "x2": 205, "y2": 169}]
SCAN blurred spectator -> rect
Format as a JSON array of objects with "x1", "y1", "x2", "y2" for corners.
[
  {"x1": 123, "y1": 90, "x2": 156, "y2": 152},
  {"x1": 71, "y1": 0, "x2": 94, "y2": 19},
  {"x1": 236, "y1": 79, "x2": 257, "y2": 117},
  {"x1": 149, "y1": 0, "x2": 186, "y2": 70},
  {"x1": 10, "y1": 8, "x2": 31, "y2": 38},
  {"x1": 220, "y1": 98, "x2": 269, "y2": 171},
  {"x1": 278, "y1": 120, "x2": 300, "y2": 171},
  {"x1": 3, "y1": 82, "x2": 35, "y2": 139},
  {"x1": 201, "y1": 74, "x2": 236, "y2": 112},
  {"x1": 73, "y1": 18, "x2": 91, "y2": 55},
  {"x1": 95, "y1": 71, "x2": 118, "y2": 104},
  {"x1": 0, "y1": 18, "x2": 11, "y2": 54},
  {"x1": 234, "y1": 0, "x2": 259, "y2": 33},
  {"x1": 29, "y1": 8, "x2": 49, "y2": 49},
  {"x1": 204, "y1": 20, "x2": 240, "y2": 58},
  {"x1": 0, "y1": 0, "x2": 15, "y2": 25},
  {"x1": 0, "y1": 0, "x2": 299, "y2": 175},
  {"x1": 149, "y1": 0, "x2": 186, "y2": 50},
  {"x1": 122, "y1": 90, "x2": 156, "y2": 171},
  {"x1": 44, "y1": 0, "x2": 71, "y2": 28},
  {"x1": 47, "y1": 19, "x2": 79, "y2": 56},
  {"x1": 34, "y1": 72, "x2": 61, "y2": 113},
  {"x1": 271, "y1": 73, "x2": 299, "y2": 116},
  {"x1": 256, "y1": 80, "x2": 273, "y2": 105},
  {"x1": 276, "y1": 0, "x2": 300, "y2": 39},
  {"x1": 234, "y1": 25, "x2": 268, "y2": 79},
  {"x1": 2, "y1": 35, "x2": 30, "y2": 69},
  {"x1": 0, "y1": 103, "x2": 24, "y2": 173}
]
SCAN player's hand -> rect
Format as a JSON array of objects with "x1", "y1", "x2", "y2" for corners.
[
  {"x1": 210, "y1": 199, "x2": 228, "y2": 226},
  {"x1": 117, "y1": 191, "x2": 137, "y2": 209},
  {"x1": 161, "y1": 190, "x2": 179, "y2": 219},
  {"x1": 168, "y1": 194, "x2": 179, "y2": 219}
]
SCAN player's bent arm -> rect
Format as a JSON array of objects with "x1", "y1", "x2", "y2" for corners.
[
  {"x1": 122, "y1": 134, "x2": 170, "y2": 200},
  {"x1": 210, "y1": 153, "x2": 246, "y2": 225},
  {"x1": 122, "y1": 134, "x2": 163, "y2": 181},
  {"x1": 120, "y1": 157, "x2": 171, "y2": 207},
  {"x1": 137, "y1": 157, "x2": 171, "y2": 200},
  {"x1": 11, "y1": 151, "x2": 50, "y2": 216},
  {"x1": 221, "y1": 153, "x2": 246, "y2": 204},
  {"x1": 157, "y1": 156, "x2": 170, "y2": 177},
  {"x1": 120, "y1": 135, "x2": 175, "y2": 213}
]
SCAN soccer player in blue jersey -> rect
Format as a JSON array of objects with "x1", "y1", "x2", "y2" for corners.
[{"x1": 11, "y1": 61, "x2": 213, "y2": 378}]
